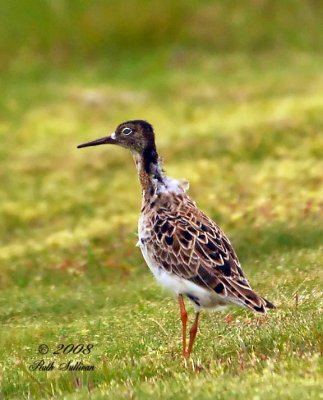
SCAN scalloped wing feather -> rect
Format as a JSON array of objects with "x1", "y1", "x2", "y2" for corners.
[{"x1": 140, "y1": 191, "x2": 274, "y2": 314}]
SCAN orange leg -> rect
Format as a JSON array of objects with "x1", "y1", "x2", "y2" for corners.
[
  {"x1": 178, "y1": 295, "x2": 188, "y2": 357},
  {"x1": 185, "y1": 312, "x2": 200, "y2": 359}
]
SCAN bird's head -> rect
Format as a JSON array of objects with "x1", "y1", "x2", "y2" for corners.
[{"x1": 77, "y1": 120, "x2": 156, "y2": 155}]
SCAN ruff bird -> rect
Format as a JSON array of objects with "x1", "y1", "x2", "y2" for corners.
[{"x1": 78, "y1": 120, "x2": 275, "y2": 358}]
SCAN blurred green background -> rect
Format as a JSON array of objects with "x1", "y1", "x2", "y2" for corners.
[
  {"x1": 1, "y1": 0, "x2": 323, "y2": 68},
  {"x1": 0, "y1": 1, "x2": 322, "y2": 399}
]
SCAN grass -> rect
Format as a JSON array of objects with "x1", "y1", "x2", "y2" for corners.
[
  {"x1": 0, "y1": 49, "x2": 322, "y2": 398},
  {"x1": 1, "y1": 0, "x2": 323, "y2": 68}
]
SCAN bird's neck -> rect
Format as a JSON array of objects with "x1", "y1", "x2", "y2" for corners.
[{"x1": 133, "y1": 146, "x2": 165, "y2": 201}]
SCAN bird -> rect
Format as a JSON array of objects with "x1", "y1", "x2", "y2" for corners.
[{"x1": 77, "y1": 120, "x2": 275, "y2": 359}]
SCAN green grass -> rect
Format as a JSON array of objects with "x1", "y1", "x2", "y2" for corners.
[
  {"x1": 1, "y1": 0, "x2": 323, "y2": 68},
  {"x1": 1, "y1": 48, "x2": 323, "y2": 398}
]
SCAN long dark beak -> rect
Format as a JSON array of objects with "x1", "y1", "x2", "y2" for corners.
[{"x1": 77, "y1": 134, "x2": 117, "y2": 149}]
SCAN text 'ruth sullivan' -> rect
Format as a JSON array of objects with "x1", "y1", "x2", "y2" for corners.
[{"x1": 29, "y1": 359, "x2": 95, "y2": 371}]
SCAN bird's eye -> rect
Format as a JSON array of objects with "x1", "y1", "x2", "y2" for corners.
[{"x1": 122, "y1": 127, "x2": 132, "y2": 135}]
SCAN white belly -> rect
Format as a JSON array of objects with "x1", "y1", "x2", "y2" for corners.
[{"x1": 138, "y1": 237, "x2": 229, "y2": 310}]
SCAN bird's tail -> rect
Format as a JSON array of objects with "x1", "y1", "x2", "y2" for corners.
[{"x1": 261, "y1": 297, "x2": 276, "y2": 310}]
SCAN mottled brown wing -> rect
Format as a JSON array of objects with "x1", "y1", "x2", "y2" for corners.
[{"x1": 150, "y1": 199, "x2": 272, "y2": 313}]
